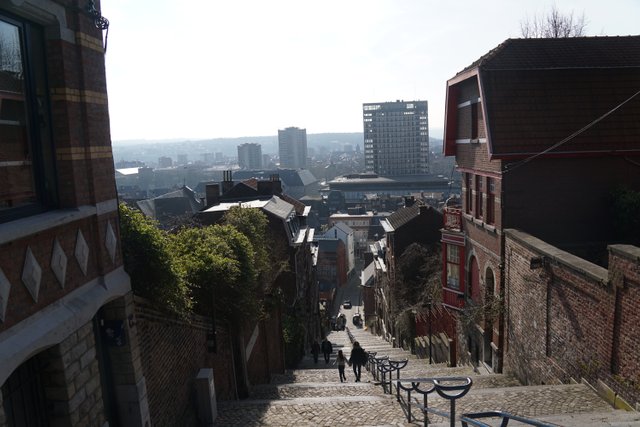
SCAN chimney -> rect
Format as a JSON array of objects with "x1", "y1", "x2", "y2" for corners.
[
  {"x1": 221, "y1": 170, "x2": 234, "y2": 195},
  {"x1": 404, "y1": 196, "x2": 415, "y2": 207},
  {"x1": 205, "y1": 184, "x2": 220, "y2": 208},
  {"x1": 270, "y1": 174, "x2": 282, "y2": 194}
]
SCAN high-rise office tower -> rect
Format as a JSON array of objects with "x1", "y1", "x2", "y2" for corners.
[
  {"x1": 363, "y1": 100, "x2": 429, "y2": 176},
  {"x1": 278, "y1": 127, "x2": 308, "y2": 169},
  {"x1": 237, "y1": 142, "x2": 262, "y2": 170}
]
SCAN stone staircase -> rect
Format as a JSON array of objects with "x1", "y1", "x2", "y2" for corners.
[{"x1": 214, "y1": 323, "x2": 639, "y2": 426}]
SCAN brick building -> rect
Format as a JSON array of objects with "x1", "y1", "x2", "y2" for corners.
[
  {"x1": 441, "y1": 36, "x2": 640, "y2": 374},
  {"x1": 376, "y1": 201, "x2": 443, "y2": 343},
  {"x1": 0, "y1": 2, "x2": 149, "y2": 425}
]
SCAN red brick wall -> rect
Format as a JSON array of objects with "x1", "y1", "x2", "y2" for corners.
[
  {"x1": 134, "y1": 297, "x2": 235, "y2": 426},
  {"x1": 504, "y1": 231, "x2": 640, "y2": 405},
  {"x1": 0, "y1": 1, "x2": 120, "y2": 330},
  {"x1": 0, "y1": 215, "x2": 121, "y2": 330}
]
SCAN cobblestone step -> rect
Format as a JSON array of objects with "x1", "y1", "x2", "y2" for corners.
[{"x1": 214, "y1": 316, "x2": 637, "y2": 426}]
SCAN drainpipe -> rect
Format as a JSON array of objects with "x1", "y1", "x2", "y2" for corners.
[{"x1": 498, "y1": 166, "x2": 507, "y2": 373}]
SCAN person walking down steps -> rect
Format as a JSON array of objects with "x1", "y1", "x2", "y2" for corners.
[
  {"x1": 333, "y1": 350, "x2": 348, "y2": 382},
  {"x1": 321, "y1": 337, "x2": 333, "y2": 364},
  {"x1": 311, "y1": 339, "x2": 320, "y2": 364},
  {"x1": 348, "y1": 341, "x2": 367, "y2": 382}
]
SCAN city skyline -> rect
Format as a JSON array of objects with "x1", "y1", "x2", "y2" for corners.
[{"x1": 102, "y1": 1, "x2": 640, "y2": 142}]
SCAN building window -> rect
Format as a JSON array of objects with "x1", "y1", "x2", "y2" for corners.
[
  {"x1": 446, "y1": 245, "x2": 460, "y2": 290},
  {"x1": 475, "y1": 175, "x2": 483, "y2": 219},
  {"x1": 465, "y1": 173, "x2": 473, "y2": 214},
  {"x1": 486, "y1": 177, "x2": 495, "y2": 225},
  {"x1": 0, "y1": 14, "x2": 56, "y2": 223}
]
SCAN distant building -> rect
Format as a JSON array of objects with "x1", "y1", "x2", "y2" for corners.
[
  {"x1": 233, "y1": 169, "x2": 319, "y2": 200},
  {"x1": 327, "y1": 173, "x2": 455, "y2": 205},
  {"x1": 177, "y1": 153, "x2": 188, "y2": 165},
  {"x1": 278, "y1": 127, "x2": 308, "y2": 169},
  {"x1": 323, "y1": 222, "x2": 356, "y2": 277},
  {"x1": 237, "y1": 143, "x2": 262, "y2": 170},
  {"x1": 363, "y1": 100, "x2": 429, "y2": 176},
  {"x1": 158, "y1": 156, "x2": 173, "y2": 168},
  {"x1": 203, "y1": 152, "x2": 215, "y2": 164}
]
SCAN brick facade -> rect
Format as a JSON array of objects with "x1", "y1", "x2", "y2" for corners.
[
  {"x1": 1, "y1": 1, "x2": 148, "y2": 425},
  {"x1": 504, "y1": 230, "x2": 640, "y2": 406},
  {"x1": 134, "y1": 297, "x2": 232, "y2": 424}
]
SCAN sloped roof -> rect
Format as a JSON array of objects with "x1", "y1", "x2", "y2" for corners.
[
  {"x1": 233, "y1": 169, "x2": 317, "y2": 187},
  {"x1": 450, "y1": 36, "x2": 640, "y2": 158},
  {"x1": 279, "y1": 193, "x2": 307, "y2": 215},
  {"x1": 331, "y1": 222, "x2": 354, "y2": 235},
  {"x1": 220, "y1": 182, "x2": 259, "y2": 200},
  {"x1": 136, "y1": 186, "x2": 202, "y2": 221},
  {"x1": 459, "y1": 36, "x2": 640, "y2": 74},
  {"x1": 384, "y1": 203, "x2": 422, "y2": 230},
  {"x1": 261, "y1": 196, "x2": 294, "y2": 220}
]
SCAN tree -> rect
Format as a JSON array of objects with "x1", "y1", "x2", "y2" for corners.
[
  {"x1": 611, "y1": 187, "x2": 640, "y2": 246},
  {"x1": 118, "y1": 203, "x2": 191, "y2": 314},
  {"x1": 222, "y1": 206, "x2": 290, "y2": 292},
  {"x1": 171, "y1": 224, "x2": 262, "y2": 323},
  {"x1": 520, "y1": 6, "x2": 587, "y2": 38}
]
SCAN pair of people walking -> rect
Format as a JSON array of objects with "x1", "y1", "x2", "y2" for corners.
[{"x1": 333, "y1": 341, "x2": 367, "y2": 382}]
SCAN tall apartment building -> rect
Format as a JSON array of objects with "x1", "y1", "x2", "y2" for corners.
[
  {"x1": 363, "y1": 100, "x2": 429, "y2": 176},
  {"x1": 237, "y1": 142, "x2": 262, "y2": 170},
  {"x1": 278, "y1": 127, "x2": 308, "y2": 169}
]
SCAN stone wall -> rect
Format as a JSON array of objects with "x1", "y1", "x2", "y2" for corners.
[{"x1": 504, "y1": 230, "x2": 640, "y2": 406}]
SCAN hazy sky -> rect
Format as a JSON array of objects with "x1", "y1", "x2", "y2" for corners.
[{"x1": 102, "y1": 0, "x2": 639, "y2": 141}]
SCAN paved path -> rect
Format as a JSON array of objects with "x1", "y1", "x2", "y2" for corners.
[{"x1": 214, "y1": 304, "x2": 639, "y2": 426}]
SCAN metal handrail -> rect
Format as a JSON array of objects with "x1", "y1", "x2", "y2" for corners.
[
  {"x1": 392, "y1": 376, "x2": 473, "y2": 427},
  {"x1": 460, "y1": 411, "x2": 556, "y2": 427}
]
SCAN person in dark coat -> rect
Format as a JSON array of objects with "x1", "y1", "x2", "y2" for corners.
[
  {"x1": 348, "y1": 341, "x2": 367, "y2": 382},
  {"x1": 311, "y1": 340, "x2": 320, "y2": 364},
  {"x1": 321, "y1": 337, "x2": 333, "y2": 364}
]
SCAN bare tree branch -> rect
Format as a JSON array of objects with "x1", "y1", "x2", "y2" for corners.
[{"x1": 520, "y1": 5, "x2": 587, "y2": 38}]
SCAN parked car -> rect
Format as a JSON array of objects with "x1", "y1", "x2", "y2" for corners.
[
  {"x1": 352, "y1": 313, "x2": 361, "y2": 326},
  {"x1": 342, "y1": 300, "x2": 352, "y2": 309}
]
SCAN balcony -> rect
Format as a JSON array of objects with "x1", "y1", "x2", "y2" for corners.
[{"x1": 443, "y1": 206, "x2": 462, "y2": 231}]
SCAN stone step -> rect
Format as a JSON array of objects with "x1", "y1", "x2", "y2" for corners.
[{"x1": 537, "y1": 410, "x2": 640, "y2": 427}]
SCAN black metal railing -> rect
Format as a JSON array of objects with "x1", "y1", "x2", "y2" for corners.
[
  {"x1": 460, "y1": 411, "x2": 555, "y2": 427},
  {"x1": 392, "y1": 376, "x2": 473, "y2": 427}
]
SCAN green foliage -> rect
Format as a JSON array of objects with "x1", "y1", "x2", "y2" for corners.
[
  {"x1": 222, "y1": 206, "x2": 289, "y2": 289},
  {"x1": 171, "y1": 224, "x2": 262, "y2": 323},
  {"x1": 118, "y1": 203, "x2": 191, "y2": 313},
  {"x1": 611, "y1": 187, "x2": 640, "y2": 246}
]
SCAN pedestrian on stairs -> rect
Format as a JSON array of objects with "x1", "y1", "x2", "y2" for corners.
[
  {"x1": 321, "y1": 337, "x2": 333, "y2": 364},
  {"x1": 333, "y1": 350, "x2": 348, "y2": 382},
  {"x1": 311, "y1": 340, "x2": 320, "y2": 364},
  {"x1": 349, "y1": 341, "x2": 367, "y2": 382}
]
